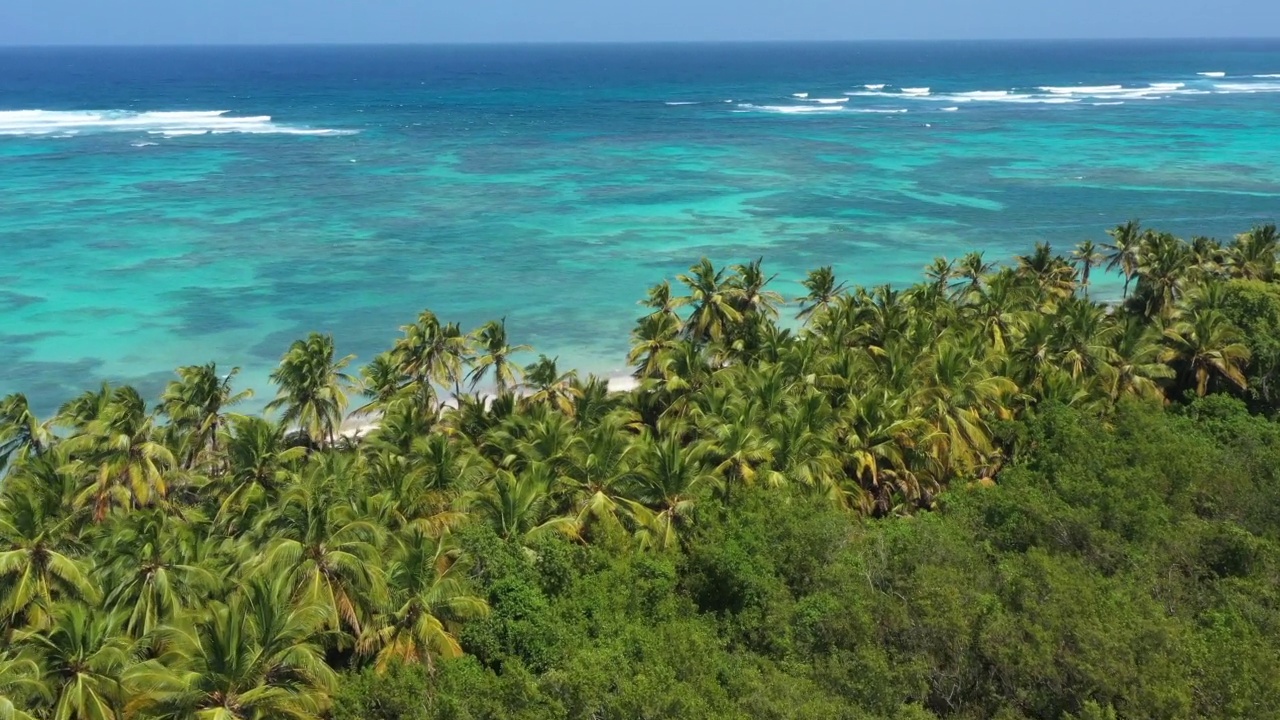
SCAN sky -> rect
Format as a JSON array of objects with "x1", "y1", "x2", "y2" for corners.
[{"x1": 2, "y1": 0, "x2": 1278, "y2": 45}]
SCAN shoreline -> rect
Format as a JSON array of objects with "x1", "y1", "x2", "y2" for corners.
[{"x1": 337, "y1": 373, "x2": 641, "y2": 440}]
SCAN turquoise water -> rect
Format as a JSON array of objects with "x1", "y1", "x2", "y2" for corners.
[{"x1": 2, "y1": 41, "x2": 1279, "y2": 411}]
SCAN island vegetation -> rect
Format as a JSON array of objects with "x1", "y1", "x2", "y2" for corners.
[{"x1": 3, "y1": 223, "x2": 1280, "y2": 719}]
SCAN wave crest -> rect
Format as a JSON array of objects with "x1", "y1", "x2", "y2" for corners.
[
  {"x1": 0, "y1": 110, "x2": 356, "y2": 138},
  {"x1": 1215, "y1": 82, "x2": 1280, "y2": 93}
]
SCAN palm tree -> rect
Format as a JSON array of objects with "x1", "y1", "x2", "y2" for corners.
[
  {"x1": 677, "y1": 258, "x2": 743, "y2": 344},
  {"x1": 1189, "y1": 236, "x2": 1225, "y2": 280},
  {"x1": 628, "y1": 433, "x2": 711, "y2": 551},
  {"x1": 699, "y1": 405, "x2": 774, "y2": 505},
  {"x1": 1133, "y1": 232, "x2": 1192, "y2": 321},
  {"x1": 409, "y1": 433, "x2": 481, "y2": 497},
  {"x1": 796, "y1": 266, "x2": 847, "y2": 322},
  {"x1": 62, "y1": 386, "x2": 176, "y2": 521},
  {"x1": 628, "y1": 313, "x2": 682, "y2": 380},
  {"x1": 1052, "y1": 298, "x2": 1119, "y2": 380},
  {"x1": 357, "y1": 529, "x2": 489, "y2": 672},
  {"x1": 1108, "y1": 320, "x2": 1173, "y2": 403},
  {"x1": 640, "y1": 280, "x2": 685, "y2": 321},
  {"x1": 911, "y1": 342, "x2": 1016, "y2": 478},
  {"x1": 463, "y1": 467, "x2": 578, "y2": 544},
  {"x1": 1015, "y1": 242, "x2": 1076, "y2": 302},
  {"x1": 212, "y1": 415, "x2": 307, "y2": 529},
  {"x1": 969, "y1": 269, "x2": 1028, "y2": 353},
  {"x1": 521, "y1": 356, "x2": 581, "y2": 415},
  {"x1": 1071, "y1": 240, "x2": 1104, "y2": 296},
  {"x1": 55, "y1": 384, "x2": 113, "y2": 433},
  {"x1": 499, "y1": 411, "x2": 577, "y2": 472},
  {"x1": 558, "y1": 418, "x2": 639, "y2": 531},
  {"x1": 0, "y1": 394, "x2": 54, "y2": 472},
  {"x1": 1225, "y1": 224, "x2": 1279, "y2": 281},
  {"x1": 571, "y1": 375, "x2": 626, "y2": 428},
  {"x1": 353, "y1": 352, "x2": 410, "y2": 416},
  {"x1": 160, "y1": 363, "x2": 252, "y2": 470},
  {"x1": 17, "y1": 604, "x2": 132, "y2": 720},
  {"x1": 732, "y1": 258, "x2": 783, "y2": 319},
  {"x1": 96, "y1": 511, "x2": 220, "y2": 638},
  {"x1": 135, "y1": 576, "x2": 336, "y2": 720},
  {"x1": 1161, "y1": 309, "x2": 1251, "y2": 397},
  {"x1": 767, "y1": 395, "x2": 841, "y2": 496},
  {"x1": 924, "y1": 257, "x2": 956, "y2": 294},
  {"x1": 362, "y1": 402, "x2": 439, "y2": 460},
  {"x1": 364, "y1": 433, "x2": 475, "y2": 535},
  {"x1": 267, "y1": 333, "x2": 355, "y2": 447},
  {"x1": 1008, "y1": 313, "x2": 1057, "y2": 394},
  {"x1": 254, "y1": 464, "x2": 387, "y2": 637},
  {"x1": 389, "y1": 310, "x2": 473, "y2": 404},
  {"x1": 0, "y1": 454, "x2": 96, "y2": 629},
  {"x1": 0, "y1": 650, "x2": 48, "y2": 720},
  {"x1": 1105, "y1": 220, "x2": 1143, "y2": 299},
  {"x1": 955, "y1": 251, "x2": 996, "y2": 299},
  {"x1": 836, "y1": 390, "x2": 922, "y2": 514},
  {"x1": 467, "y1": 319, "x2": 531, "y2": 395},
  {"x1": 861, "y1": 285, "x2": 913, "y2": 352}
]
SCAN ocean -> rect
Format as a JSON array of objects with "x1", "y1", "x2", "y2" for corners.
[{"x1": 2, "y1": 41, "x2": 1279, "y2": 412}]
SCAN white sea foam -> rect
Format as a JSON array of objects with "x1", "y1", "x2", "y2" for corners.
[
  {"x1": 940, "y1": 92, "x2": 1079, "y2": 104},
  {"x1": 987, "y1": 95, "x2": 1080, "y2": 104},
  {"x1": 802, "y1": 97, "x2": 849, "y2": 104},
  {"x1": 737, "y1": 103, "x2": 842, "y2": 114},
  {"x1": 1215, "y1": 81, "x2": 1280, "y2": 93},
  {"x1": 941, "y1": 107, "x2": 959, "y2": 112},
  {"x1": 849, "y1": 108, "x2": 909, "y2": 113},
  {"x1": 831, "y1": 76, "x2": 1277, "y2": 111},
  {"x1": 664, "y1": 101, "x2": 698, "y2": 105},
  {"x1": 953, "y1": 90, "x2": 1012, "y2": 100},
  {"x1": 1199, "y1": 71, "x2": 1227, "y2": 77},
  {"x1": 0, "y1": 109, "x2": 356, "y2": 137},
  {"x1": 130, "y1": 141, "x2": 158, "y2": 147},
  {"x1": 792, "y1": 92, "x2": 809, "y2": 98},
  {"x1": 1039, "y1": 85, "x2": 1124, "y2": 94}
]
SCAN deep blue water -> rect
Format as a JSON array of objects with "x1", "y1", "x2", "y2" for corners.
[{"x1": 2, "y1": 41, "x2": 1279, "y2": 411}]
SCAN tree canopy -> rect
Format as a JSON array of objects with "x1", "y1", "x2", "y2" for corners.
[{"x1": 3, "y1": 223, "x2": 1280, "y2": 719}]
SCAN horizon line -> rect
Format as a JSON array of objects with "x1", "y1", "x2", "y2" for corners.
[{"x1": 3, "y1": 36, "x2": 1280, "y2": 49}]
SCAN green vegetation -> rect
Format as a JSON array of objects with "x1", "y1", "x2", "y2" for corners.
[{"x1": 2, "y1": 223, "x2": 1280, "y2": 719}]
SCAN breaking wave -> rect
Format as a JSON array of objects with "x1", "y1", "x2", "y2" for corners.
[
  {"x1": 0, "y1": 110, "x2": 356, "y2": 138},
  {"x1": 1215, "y1": 82, "x2": 1280, "y2": 93},
  {"x1": 737, "y1": 103, "x2": 844, "y2": 114},
  {"x1": 706, "y1": 75, "x2": 1280, "y2": 118}
]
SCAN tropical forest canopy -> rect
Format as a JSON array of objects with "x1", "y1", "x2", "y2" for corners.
[{"x1": 3, "y1": 223, "x2": 1280, "y2": 719}]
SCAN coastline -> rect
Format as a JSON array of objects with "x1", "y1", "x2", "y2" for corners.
[{"x1": 337, "y1": 373, "x2": 641, "y2": 440}]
